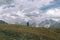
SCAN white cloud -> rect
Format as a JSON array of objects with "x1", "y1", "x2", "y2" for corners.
[
  {"x1": 52, "y1": 18, "x2": 60, "y2": 21},
  {"x1": 0, "y1": 0, "x2": 54, "y2": 24},
  {"x1": 41, "y1": 8, "x2": 60, "y2": 22},
  {"x1": 46, "y1": 8, "x2": 60, "y2": 17},
  {"x1": 14, "y1": 0, "x2": 53, "y2": 11}
]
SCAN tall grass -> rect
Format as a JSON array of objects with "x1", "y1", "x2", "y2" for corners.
[{"x1": 0, "y1": 24, "x2": 60, "y2": 40}]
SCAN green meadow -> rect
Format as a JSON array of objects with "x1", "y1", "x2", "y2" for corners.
[{"x1": 0, "y1": 24, "x2": 60, "y2": 40}]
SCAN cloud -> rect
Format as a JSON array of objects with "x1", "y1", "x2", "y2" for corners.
[
  {"x1": 40, "y1": 0, "x2": 60, "y2": 11},
  {"x1": 0, "y1": 0, "x2": 13, "y2": 5},
  {"x1": 41, "y1": 8, "x2": 60, "y2": 21},
  {"x1": 0, "y1": 0, "x2": 57, "y2": 24},
  {"x1": 45, "y1": 8, "x2": 60, "y2": 17}
]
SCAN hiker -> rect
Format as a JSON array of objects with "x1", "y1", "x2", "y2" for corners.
[{"x1": 27, "y1": 22, "x2": 29, "y2": 26}]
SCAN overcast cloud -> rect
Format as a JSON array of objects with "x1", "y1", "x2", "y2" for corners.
[{"x1": 0, "y1": 0, "x2": 60, "y2": 24}]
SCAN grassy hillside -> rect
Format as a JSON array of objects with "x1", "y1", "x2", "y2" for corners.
[{"x1": 0, "y1": 24, "x2": 60, "y2": 40}]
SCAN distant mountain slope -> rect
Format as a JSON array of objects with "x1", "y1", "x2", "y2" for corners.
[
  {"x1": 50, "y1": 22, "x2": 60, "y2": 28},
  {"x1": 0, "y1": 20, "x2": 8, "y2": 24},
  {"x1": 39, "y1": 19, "x2": 56, "y2": 27},
  {"x1": 0, "y1": 19, "x2": 59, "y2": 28},
  {"x1": 18, "y1": 19, "x2": 60, "y2": 28},
  {"x1": 0, "y1": 24, "x2": 60, "y2": 40}
]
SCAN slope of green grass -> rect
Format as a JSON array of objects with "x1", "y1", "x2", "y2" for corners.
[{"x1": 0, "y1": 24, "x2": 60, "y2": 40}]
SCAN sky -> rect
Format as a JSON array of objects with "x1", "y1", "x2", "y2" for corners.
[{"x1": 0, "y1": 0, "x2": 60, "y2": 24}]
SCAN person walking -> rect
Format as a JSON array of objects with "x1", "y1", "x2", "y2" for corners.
[{"x1": 27, "y1": 22, "x2": 29, "y2": 26}]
